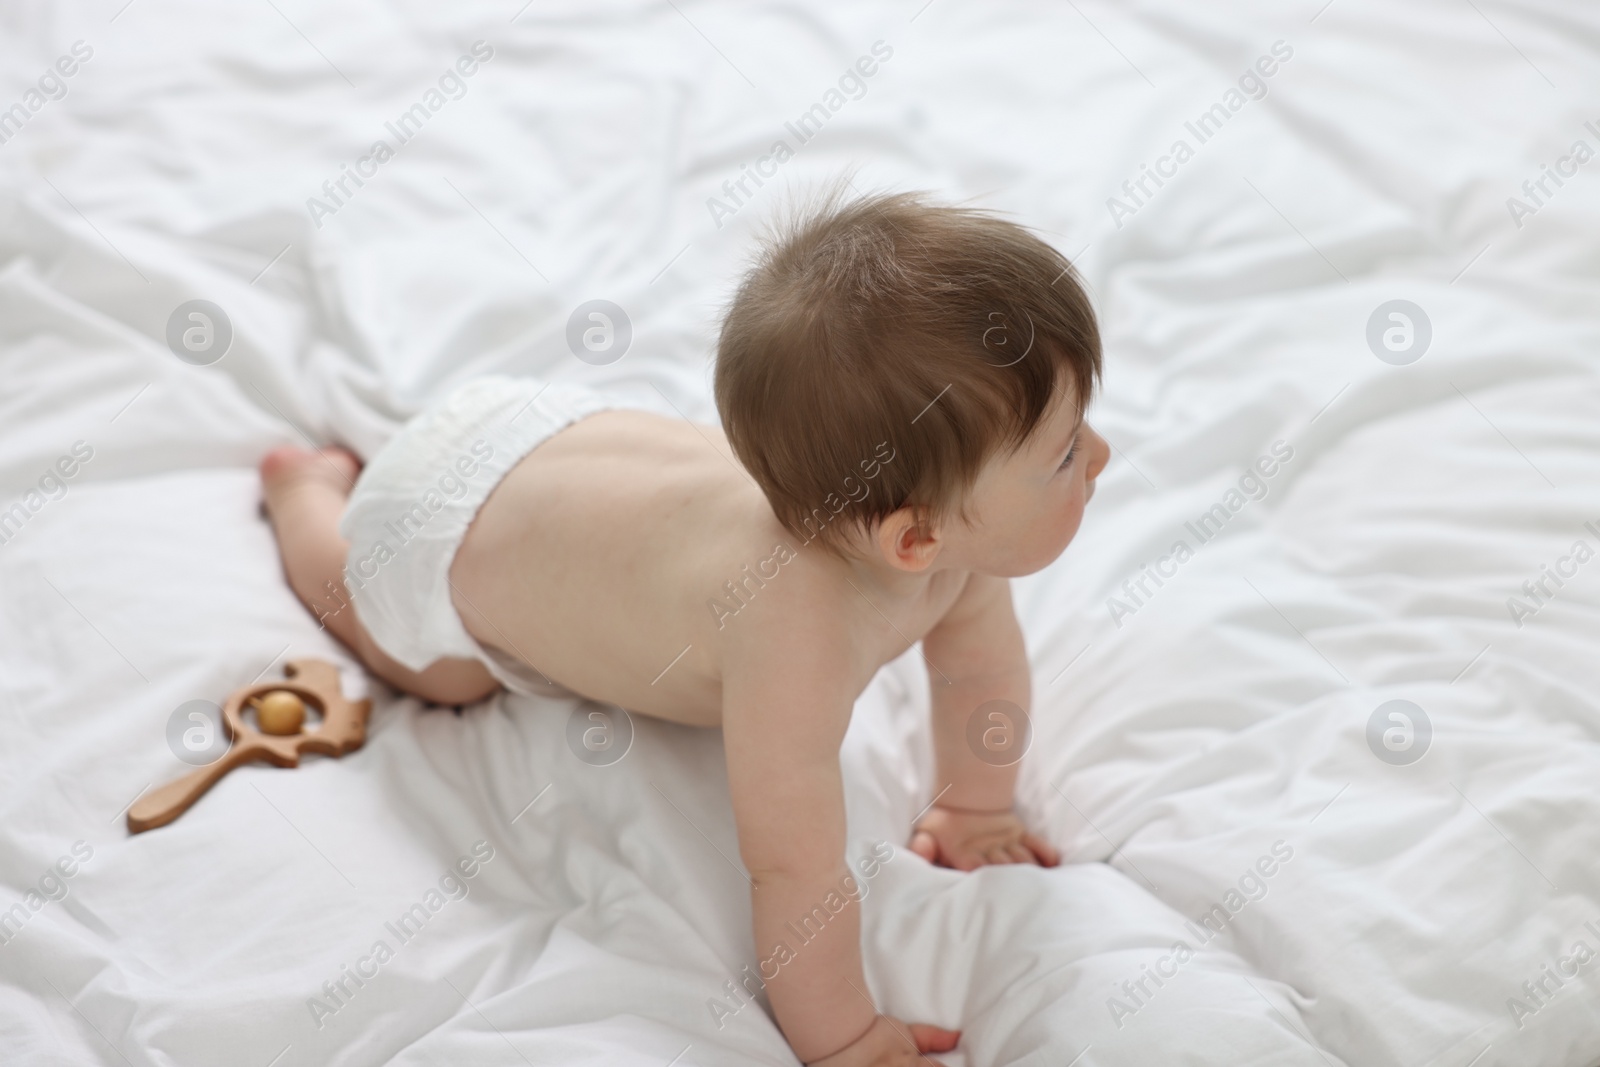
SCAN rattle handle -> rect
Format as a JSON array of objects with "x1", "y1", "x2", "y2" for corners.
[{"x1": 127, "y1": 746, "x2": 258, "y2": 834}]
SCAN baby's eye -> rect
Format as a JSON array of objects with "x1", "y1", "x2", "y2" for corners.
[{"x1": 1057, "y1": 437, "x2": 1080, "y2": 472}]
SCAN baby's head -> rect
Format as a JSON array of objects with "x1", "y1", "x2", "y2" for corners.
[{"x1": 715, "y1": 188, "x2": 1107, "y2": 578}]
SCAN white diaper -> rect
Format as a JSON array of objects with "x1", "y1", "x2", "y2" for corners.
[{"x1": 338, "y1": 375, "x2": 614, "y2": 696}]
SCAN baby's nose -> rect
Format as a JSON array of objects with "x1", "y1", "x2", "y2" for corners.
[{"x1": 1086, "y1": 426, "x2": 1111, "y2": 481}]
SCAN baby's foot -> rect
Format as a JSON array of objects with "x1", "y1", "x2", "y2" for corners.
[
  {"x1": 260, "y1": 446, "x2": 361, "y2": 521},
  {"x1": 259, "y1": 446, "x2": 363, "y2": 623}
]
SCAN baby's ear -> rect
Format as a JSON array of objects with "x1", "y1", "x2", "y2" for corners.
[{"x1": 875, "y1": 506, "x2": 941, "y2": 572}]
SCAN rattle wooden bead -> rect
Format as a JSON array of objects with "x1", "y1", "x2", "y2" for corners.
[{"x1": 255, "y1": 689, "x2": 306, "y2": 735}]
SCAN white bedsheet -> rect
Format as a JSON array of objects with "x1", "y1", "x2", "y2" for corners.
[{"x1": 2, "y1": 1, "x2": 1598, "y2": 1064}]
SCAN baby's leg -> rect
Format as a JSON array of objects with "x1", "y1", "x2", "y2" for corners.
[{"x1": 260, "y1": 446, "x2": 499, "y2": 706}]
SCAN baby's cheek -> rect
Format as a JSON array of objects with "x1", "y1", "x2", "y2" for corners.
[{"x1": 1055, "y1": 494, "x2": 1086, "y2": 543}]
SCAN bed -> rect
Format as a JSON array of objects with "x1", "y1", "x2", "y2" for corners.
[{"x1": 2, "y1": 1, "x2": 1598, "y2": 1063}]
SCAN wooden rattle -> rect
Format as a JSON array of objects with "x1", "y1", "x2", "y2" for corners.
[{"x1": 128, "y1": 658, "x2": 370, "y2": 834}]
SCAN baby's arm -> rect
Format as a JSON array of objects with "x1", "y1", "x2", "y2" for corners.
[
  {"x1": 913, "y1": 574, "x2": 1059, "y2": 868},
  {"x1": 722, "y1": 636, "x2": 956, "y2": 1064}
]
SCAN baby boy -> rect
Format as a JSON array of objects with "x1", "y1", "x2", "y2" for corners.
[{"x1": 260, "y1": 190, "x2": 1108, "y2": 1066}]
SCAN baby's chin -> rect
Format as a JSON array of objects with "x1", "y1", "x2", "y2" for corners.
[
  {"x1": 1019, "y1": 518, "x2": 1086, "y2": 575},
  {"x1": 986, "y1": 535, "x2": 1076, "y2": 578}
]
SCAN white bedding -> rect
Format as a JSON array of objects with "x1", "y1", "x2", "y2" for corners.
[{"x1": 2, "y1": 1, "x2": 1598, "y2": 1064}]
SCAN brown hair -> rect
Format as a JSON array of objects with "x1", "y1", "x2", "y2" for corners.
[{"x1": 714, "y1": 185, "x2": 1101, "y2": 555}]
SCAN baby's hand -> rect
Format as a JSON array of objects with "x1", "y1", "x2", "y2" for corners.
[
  {"x1": 807, "y1": 1015, "x2": 960, "y2": 1067},
  {"x1": 909, "y1": 806, "x2": 1060, "y2": 870}
]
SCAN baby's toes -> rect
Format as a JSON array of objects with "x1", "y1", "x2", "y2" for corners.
[
  {"x1": 259, "y1": 445, "x2": 360, "y2": 492},
  {"x1": 259, "y1": 445, "x2": 303, "y2": 477},
  {"x1": 317, "y1": 446, "x2": 362, "y2": 485},
  {"x1": 259, "y1": 445, "x2": 318, "y2": 485}
]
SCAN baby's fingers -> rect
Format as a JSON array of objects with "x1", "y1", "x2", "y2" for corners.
[
  {"x1": 1022, "y1": 832, "x2": 1060, "y2": 867},
  {"x1": 909, "y1": 829, "x2": 940, "y2": 865},
  {"x1": 975, "y1": 844, "x2": 1003, "y2": 867},
  {"x1": 906, "y1": 1024, "x2": 960, "y2": 1054}
]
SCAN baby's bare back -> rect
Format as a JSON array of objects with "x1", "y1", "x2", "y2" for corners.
[{"x1": 449, "y1": 410, "x2": 965, "y2": 724}]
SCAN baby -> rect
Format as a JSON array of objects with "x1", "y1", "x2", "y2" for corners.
[{"x1": 261, "y1": 190, "x2": 1108, "y2": 1066}]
